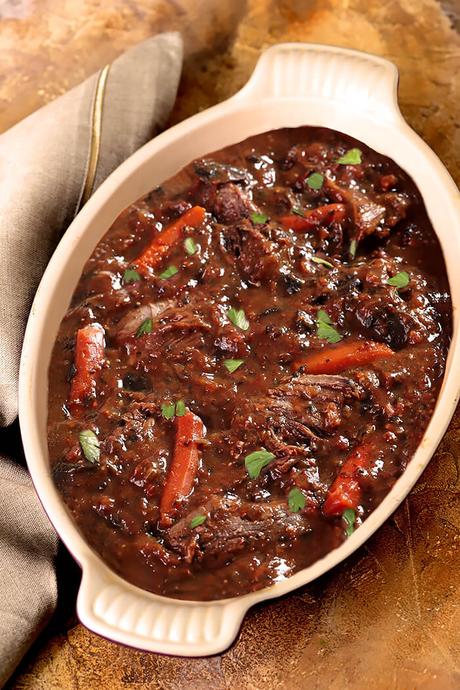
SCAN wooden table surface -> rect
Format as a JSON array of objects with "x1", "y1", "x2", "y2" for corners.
[{"x1": 4, "y1": 1, "x2": 460, "y2": 688}]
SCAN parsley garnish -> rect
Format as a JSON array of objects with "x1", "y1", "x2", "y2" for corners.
[
  {"x1": 122, "y1": 267, "x2": 141, "y2": 284},
  {"x1": 223, "y1": 359, "x2": 244, "y2": 373},
  {"x1": 79, "y1": 430, "x2": 100, "y2": 464},
  {"x1": 245, "y1": 448, "x2": 276, "y2": 479},
  {"x1": 161, "y1": 400, "x2": 187, "y2": 420},
  {"x1": 337, "y1": 148, "x2": 362, "y2": 165},
  {"x1": 160, "y1": 265, "x2": 179, "y2": 280},
  {"x1": 251, "y1": 212, "x2": 268, "y2": 224},
  {"x1": 184, "y1": 237, "x2": 197, "y2": 256},
  {"x1": 288, "y1": 487, "x2": 306, "y2": 513},
  {"x1": 190, "y1": 514, "x2": 207, "y2": 529},
  {"x1": 306, "y1": 172, "x2": 324, "y2": 190},
  {"x1": 292, "y1": 207, "x2": 305, "y2": 217},
  {"x1": 349, "y1": 239, "x2": 357, "y2": 259},
  {"x1": 343, "y1": 508, "x2": 356, "y2": 537},
  {"x1": 312, "y1": 256, "x2": 334, "y2": 269},
  {"x1": 227, "y1": 307, "x2": 249, "y2": 331},
  {"x1": 175, "y1": 399, "x2": 186, "y2": 417},
  {"x1": 136, "y1": 318, "x2": 153, "y2": 337},
  {"x1": 316, "y1": 309, "x2": 342, "y2": 343},
  {"x1": 387, "y1": 271, "x2": 409, "y2": 289},
  {"x1": 161, "y1": 402, "x2": 175, "y2": 420}
]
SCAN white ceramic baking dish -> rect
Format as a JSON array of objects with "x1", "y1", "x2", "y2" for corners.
[{"x1": 19, "y1": 43, "x2": 460, "y2": 656}]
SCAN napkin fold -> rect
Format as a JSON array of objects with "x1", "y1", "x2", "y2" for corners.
[{"x1": 0, "y1": 33, "x2": 183, "y2": 687}]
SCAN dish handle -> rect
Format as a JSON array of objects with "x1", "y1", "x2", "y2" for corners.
[
  {"x1": 234, "y1": 42, "x2": 400, "y2": 121},
  {"x1": 76, "y1": 557, "x2": 247, "y2": 655}
]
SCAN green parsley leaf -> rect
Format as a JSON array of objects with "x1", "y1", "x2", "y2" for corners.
[
  {"x1": 292, "y1": 207, "x2": 305, "y2": 217},
  {"x1": 184, "y1": 237, "x2": 197, "y2": 256},
  {"x1": 79, "y1": 430, "x2": 100, "y2": 464},
  {"x1": 122, "y1": 267, "x2": 141, "y2": 284},
  {"x1": 136, "y1": 318, "x2": 153, "y2": 337},
  {"x1": 349, "y1": 239, "x2": 358, "y2": 259},
  {"x1": 227, "y1": 307, "x2": 249, "y2": 331},
  {"x1": 159, "y1": 265, "x2": 179, "y2": 280},
  {"x1": 175, "y1": 399, "x2": 186, "y2": 417},
  {"x1": 306, "y1": 172, "x2": 324, "y2": 190},
  {"x1": 250, "y1": 212, "x2": 268, "y2": 224},
  {"x1": 343, "y1": 508, "x2": 356, "y2": 537},
  {"x1": 337, "y1": 148, "x2": 362, "y2": 165},
  {"x1": 387, "y1": 271, "x2": 409, "y2": 289},
  {"x1": 223, "y1": 358, "x2": 244, "y2": 373},
  {"x1": 190, "y1": 514, "x2": 207, "y2": 529},
  {"x1": 161, "y1": 402, "x2": 175, "y2": 420},
  {"x1": 312, "y1": 256, "x2": 334, "y2": 269},
  {"x1": 245, "y1": 448, "x2": 276, "y2": 479},
  {"x1": 316, "y1": 309, "x2": 342, "y2": 343},
  {"x1": 288, "y1": 487, "x2": 306, "y2": 513}
]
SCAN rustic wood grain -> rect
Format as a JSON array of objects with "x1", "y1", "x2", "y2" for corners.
[{"x1": 4, "y1": 0, "x2": 460, "y2": 688}]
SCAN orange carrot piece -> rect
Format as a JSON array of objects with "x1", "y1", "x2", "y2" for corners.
[
  {"x1": 69, "y1": 323, "x2": 105, "y2": 411},
  {"x1": 323, "y1": 443, "x2": 374, "y2": 516},
  {"x1": 293, "y1": 339, "x2": 394, "y2": 374},
  {"x1": 280, "y1": 203, "x2": 346, "y2": 232},
  {"x1": 134, "y1": 205, "x2": 206, "y2": 274},
  {"x1": 159, "y1": 409, "x2": 206, "y2": 528}
]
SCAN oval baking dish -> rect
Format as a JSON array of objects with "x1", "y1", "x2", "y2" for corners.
[{"x1": 19, "y1": 43, "x2": 460, "y2": 656}]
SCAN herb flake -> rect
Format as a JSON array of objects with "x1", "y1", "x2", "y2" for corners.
[
  {"x1": 292, "y1": 207, "x2": 305, "y2": 217},
  {"x1": 349, "y1": 239, "x2": 358, "y2": 259},
  {"x1": 306, "y1": 172, "x2": 324, "y2": 190},
  {"x1": 312, "y1": 256, "x2": 334, "y2": 269},
  {"x1": 79, "y1": 430, "x2": 100, "y2": 464},
  {"x1": 316, "y1": 309, "x2": 342, "y2": 343},
  {"x1": 190, "y1": 514, "x2": 207, "y2": 529},
  {"x1": 136, "y1": 318, "x2": 153, "y2": 337},
  {"x1": 245, "y1": 448, "x2": 276, "y2": 479},
  {"x1": 223, "y1": 359, "x2": 244, "y2": 373},
  {"x1": 387, "y1": 271, "x2": 409, "y2": 289},
  {"x1": 337, "y1": 148, "x2": 362, "y2": 165},
  {"x1": 343, "y1": 508, "x2": 356, "y2": 537},
  {"x1": 159, "y1": 265, "x2": 179, "y2": 280},
  {"x1": 184, "y1": 237, "x2": 197, "y2": 256},
  {"x1": 288, "y1": 487, "x2": 306, "y2": 513},
  {"x1": 161, "y1": 402, "x2": 176, "y2": 420},
  {"x1": 175, "y1": 400, "x2": 186, "y2": 417},
  {"x1": 251, "y1": 212, "x2": 268, "y2": 224},
  {"x1": 227, "y1": 307, "x2": 249, "y2": 331},
  {"x1": 122, "y1": 267, "x2": 141, "y2": 284}
]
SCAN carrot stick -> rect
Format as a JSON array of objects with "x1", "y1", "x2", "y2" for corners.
[
  {"x1": 280, "y1": 204, "x2": 346, "y2": 232},
  {"x1": 134, "y1": 205, "x2": 206, "y2": 274},
  {"x1": 292, "y1": 339, "x2": 394, "y2": 374},
  {"x1": 69, "y1": 323, "x2": 105, "y2": 412},
  {"x1": 323, "y1": 442, "x2": 374, "y2": 516},
  {"x1": 159, "y1": 409, "x2": 206, "y2": 528}
]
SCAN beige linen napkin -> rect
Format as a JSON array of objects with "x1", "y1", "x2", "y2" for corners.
[{"x1": 0, "y1": 33, "x2": 183, "y2": 687}]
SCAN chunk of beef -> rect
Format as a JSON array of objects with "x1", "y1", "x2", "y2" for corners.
[
  {"x1": 377, "y1": 191, "x2": 410, "y2": 228},
  {"x1": 166, "y1": 495, "x2": 311, "y2": 562},
  {"x1": 326, "y1": 178, "x2": 409, "y2": 243},
  {"x1": 116, "y1": 299, "x2": 175, "y2": 340},
  {"x1": 232, "y1": 373, "x2": 363, "y2": 456},
  {"x1": 220, "y1": 219, "x2": 280, "y2": 285},
  {"x1": 355, "y1": 300, "x2": 413, "y2": 350},
  {"x1": 325, "y1": 178, "x2": 385, "y2": 241},
  {"x1": 212, "y1": 183, "x2": 255, "y2": 224},
  {"x1": 191, "y1": 158, "x2": 257, "y2": 224}
]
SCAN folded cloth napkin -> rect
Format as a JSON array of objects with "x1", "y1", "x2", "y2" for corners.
[{"x1": 0, "y1": 33, "x2": 183, "y2": 687}]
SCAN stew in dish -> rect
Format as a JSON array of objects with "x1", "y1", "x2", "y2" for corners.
[{"x1": 48, "y1": 127, "x2": 451, "y2": 600}]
